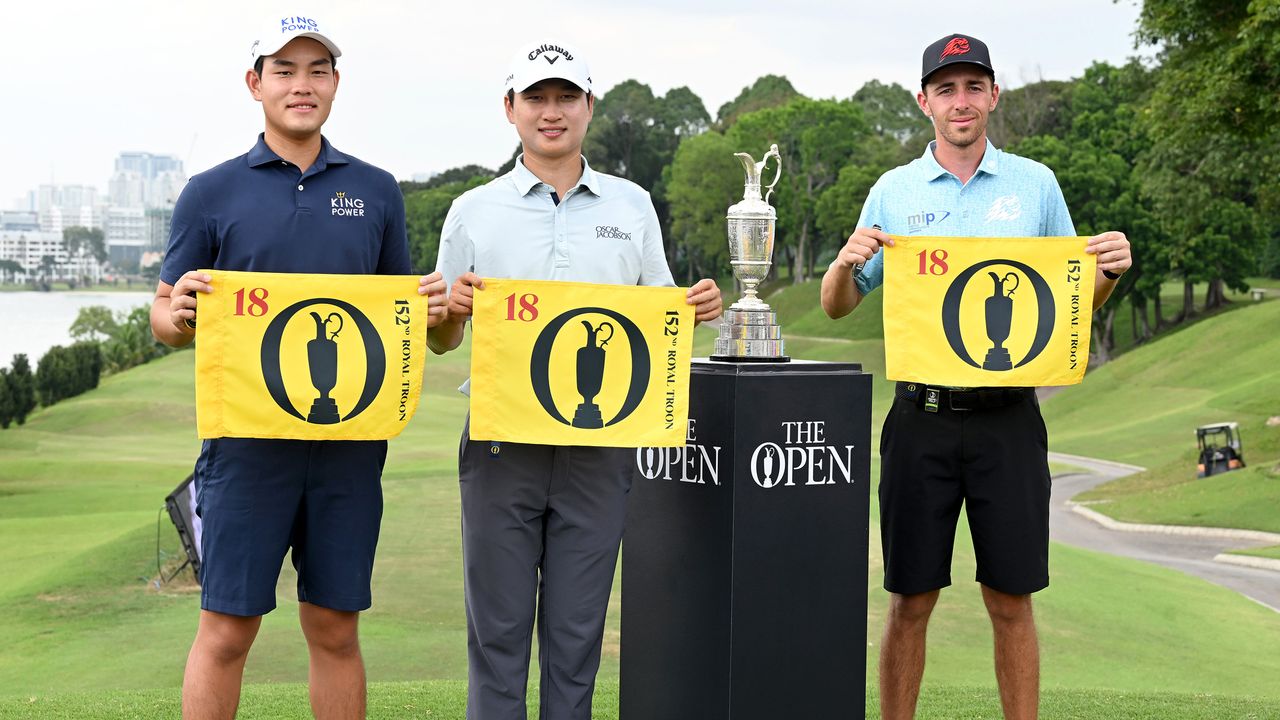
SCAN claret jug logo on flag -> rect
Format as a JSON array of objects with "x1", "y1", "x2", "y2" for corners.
[
  {"x1": 469, "y1": 279, "x2": 694, "y2": 448},
  {"x1": 882, "y1": 237, "x2": 1096, "y2": 387},
  {"x1": 195, "y1": 270, "x2": 429, "y2": 440}
]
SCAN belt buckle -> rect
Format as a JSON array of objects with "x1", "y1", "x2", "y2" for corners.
[{"x1": 949, "y1": 390, "x2": 973, "y2": 412}]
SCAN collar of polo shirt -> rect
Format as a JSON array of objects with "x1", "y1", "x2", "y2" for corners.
[
  {"x1": 922, "y1": 138, "x2": 1001, "y2": 182},
  {"x1": 510, "y1": 154, "x2": 604, "y2": 198},
  {"x1": 246, "y1": 133, "x2": 349, "y2": 172}
]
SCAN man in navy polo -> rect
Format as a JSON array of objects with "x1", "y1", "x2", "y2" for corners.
[
  {"x1": 151, "y1": 17, "x2": 446, "y2": 719},
  {"x1": 427, "y1": 40, "x2": 722, "y2": 719},
  {"x1": 820, "y1": 34, "x2": 1132, "y2": 720}
]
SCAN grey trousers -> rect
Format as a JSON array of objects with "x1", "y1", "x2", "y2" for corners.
[{"x1": 459, "y1": 421, "x2": 633, "y2": 720}]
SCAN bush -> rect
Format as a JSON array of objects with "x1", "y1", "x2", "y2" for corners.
[
  {"x1": 35, "y1": 342, "x2": 102, "y2": 407},
  {"x1": 8, "y1": 354, "x2": 37, "y2": 425},
  {"x1": 0, "y1": 368, "x2": 13, "y2": 429}
]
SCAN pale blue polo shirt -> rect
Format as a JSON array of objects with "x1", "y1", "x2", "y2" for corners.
[
  {"x1": 435, "y1": 155, "x2": 675, "y2": 289},
  {"x1": 854, "y1": 139, "x2": 1075, "y2": 297},
  {"x1": 435, "y1": 155, "x2": 676, "y2": 393}
]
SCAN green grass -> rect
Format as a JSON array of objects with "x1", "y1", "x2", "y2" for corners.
[
  {"x1": 1043, "y1": 299, "x2": 1280, "y2": 532},
  {"x1": 1105, "y1": 276, "x2": 1277, "y2": 357},
  {"x1": 2, "y1": 302, "x2": 1279, "y2": 715},
  {"x1": 4, "y1": 680, "x2": 1279, "y2": 720},
  {"x1": 1230, "y1": 545, "x2": 1280, "y2": 561}
]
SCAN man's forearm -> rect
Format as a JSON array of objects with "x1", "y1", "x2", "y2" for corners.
[
  {"x1": 821, "y1": 261, "x2": 863, "y2": 319},
  {"x1": 150, "y1": 298, "x2": 194, "y2": 348},
  {"x1": 1092, "y1": 269, "x2": 1118, "y2": 309},
  {"x1": 427, "y1": 317, "x2": 466, "y2": 355}
]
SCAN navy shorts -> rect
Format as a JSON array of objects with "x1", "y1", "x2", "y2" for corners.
[
  {"x1": 878, "y1": 389, "x2": 1051, "y2": 596},
  {"x1": 194, "y1": 437, "x2": 387, "y2": 616}
]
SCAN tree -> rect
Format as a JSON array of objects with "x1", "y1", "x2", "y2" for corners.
[
  {"x1": 399, "y1": 164, "x2": 495, "y2": 194},
  {"x1": 665, "y1": 131, "x2": 742, "y2": 284},
  {"x1": 36, "y1": 346, "x2": 71, "y2": 406},
  {"x1": 0, "y1": 259, "x2": 25, "y2": 283},
  {"x1": 100, "y1": 306, "x2": 172, "y2": 374},
  {"x1": 63, "y1": 226, "x2": 107, "y2": 265},
  {"x1": 1010, "y1": 61, "x2": 1169, "y2": 357},
  {"x1": 729, "y1": 97, "x2": 872, "y2": 282},
  {"x1": 0, "y1": 368, "x2": 13, "y2": 429},
  {"x1": 8, "y1": 354, "x2": 36, "y2": 425},
  {"x1": 814, "y1": 163, "x2": 884, "y2": 261},
  {"x1": 986, "y1": 79, "x2": 1075, "y2": 149},
  {"x1": 583, "y1": 81, "x2": 712, "y2": 274},
  {"x1": 716, "y1": 75, "x2": 801, "y2": 129},
  {"x1": 403, "y1": 177, "x2": 491, "y2": 274},
  {"x1": 70, "y1": 305, "x2": 119, "y2": 342},
  {"x1": 1136, "y1": 0, "x2": 1277, "y2": 314},
  {"x1": 37, "y1": 254, "x2": 58, "y2": 289},
  {"x1": 851, "y1": 79, "x2": 931, "y2": 149}
]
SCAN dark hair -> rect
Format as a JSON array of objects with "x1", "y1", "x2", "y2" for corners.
[
  {"x1": 505, "y1": 87, "x2": 593, "y2": 105},
  {"x1": 253, "y1": 53, "x2": 337, "y2": 77}
]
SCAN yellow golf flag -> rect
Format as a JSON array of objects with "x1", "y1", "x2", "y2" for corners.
[
  {"x1": 882, "y1": 236, "x2": 1096, "y2": 387},
  {"x1": 469, "y1": 279, "x2": 694, "y2": 448},
  {"x1": 195, "y1": 270, "x2": 429, "y2": 440}
]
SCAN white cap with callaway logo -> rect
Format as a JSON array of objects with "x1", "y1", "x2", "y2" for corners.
[
  {"x1": 250, "y1": 16, "x2": 342, "y2": 62},
  {"x1": 504, "y1": 40, "x2": 592, "y2": 95}
]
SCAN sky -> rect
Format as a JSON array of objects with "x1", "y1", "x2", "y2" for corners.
[{"x1": 0, "y1": 0, "x2": 1150, "y2": 207}]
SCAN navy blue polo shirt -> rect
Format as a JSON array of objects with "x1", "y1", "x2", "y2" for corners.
[{"x1": 161, "y1": 134, "x2": 411, "y2": 284}]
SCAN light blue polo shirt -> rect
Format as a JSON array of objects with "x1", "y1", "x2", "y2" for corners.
[
  {"x1": 435, "y1": 155, "x2": 676, "y2": 394},
  {"x1": 854, "y1": 139, "x2": 1075, "y2": 297},
  {"x1": 435, "y1": 155, "x2": 675, "y2": 289}
]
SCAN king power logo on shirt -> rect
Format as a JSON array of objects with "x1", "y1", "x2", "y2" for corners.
[{"x1": 331, "y1": 191, "x2": 365, "y2": 217}]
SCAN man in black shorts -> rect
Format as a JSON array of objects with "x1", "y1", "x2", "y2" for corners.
[{"x1": 819, "y1": 33, "x2": 1132, "y2": 720}]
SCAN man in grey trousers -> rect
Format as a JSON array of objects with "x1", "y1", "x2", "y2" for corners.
[{"x1": 425, "y1": 40, "x2": 723, "y2": 719}]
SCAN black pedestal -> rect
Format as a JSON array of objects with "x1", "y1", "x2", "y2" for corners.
[{"x1": 622, "y1": 360, "x2": 872, "y2": 720}]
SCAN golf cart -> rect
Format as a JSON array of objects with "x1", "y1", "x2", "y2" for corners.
[{"x1": 1196, "y1": 422, "x2": 1246, "y2": 478}]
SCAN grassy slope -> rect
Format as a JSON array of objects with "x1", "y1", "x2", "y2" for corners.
[
  {"x1": 1, "y1": 303, "x2": 1279, "y2": 712},
  {"x1": 1041, "y1": 299, "x2": 1280, "y2": 532}
]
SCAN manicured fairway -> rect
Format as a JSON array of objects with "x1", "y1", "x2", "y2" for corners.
[{"x1": 1, "y1": 318, "x2": 1278, "y2": 715}]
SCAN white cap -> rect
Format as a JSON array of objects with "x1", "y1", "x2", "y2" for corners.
[
  {"x1": 250, "y1": 16, "x2": 342, "y2": 62},
  {"x1": 504, "y1": 41, "x2": 592, "y2": 95}
]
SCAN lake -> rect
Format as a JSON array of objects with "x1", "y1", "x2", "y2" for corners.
[{"x1": 0, "y1": 291, "x2": 155, "y2": 366}]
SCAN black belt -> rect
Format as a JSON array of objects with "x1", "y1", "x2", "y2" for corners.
[{"x1": 895, "y1": 382, "x2": 1031, "y2": 412}]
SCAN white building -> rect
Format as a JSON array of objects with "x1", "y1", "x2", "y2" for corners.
[
  {"x1": 105, "y1": 206, "x2": 147, "y2": 268},
  {"x1": 36, "y1": 184, "x2": 103, "y2": 234},
  {"x1": 109, "y1": 152, "x2": 186, "y2": 208},
  {"x1": 0, "y1": 229, "x2": 102, "y2": 284}
]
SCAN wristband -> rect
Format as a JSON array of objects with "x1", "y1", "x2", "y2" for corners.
[{"x1": 1102, "y1": 269, "x2": 1122, "y2": 280}]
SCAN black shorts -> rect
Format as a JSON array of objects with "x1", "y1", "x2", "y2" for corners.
[{"x1": 878, "y1": 388, "x2": 1051, "y2": 596}]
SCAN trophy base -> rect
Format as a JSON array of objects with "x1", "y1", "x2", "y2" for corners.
[
  {"x1": 308, "y1": 397, "x2": 340, "y2": 424},
  {"x1": 709, "y1": 353, "x2": 791, "y2": 363},
  {"x1": 982, "y1": 347, "x2": 1012, "y2": 371},
  {"x1": 713, "y1": 308, "x2": 787, "y2": 361},
  {"x1": 572, "y1": 403, "x2": 603, "y2": 429}
]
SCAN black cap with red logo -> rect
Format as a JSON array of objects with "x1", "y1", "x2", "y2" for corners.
[{"x1": 921, "y1": 33, "x2": 995, "y2": 85}]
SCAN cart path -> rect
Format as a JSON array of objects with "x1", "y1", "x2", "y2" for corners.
[{"x1": 1049, "y1": 452, "x2": 1280, "y2": 613}]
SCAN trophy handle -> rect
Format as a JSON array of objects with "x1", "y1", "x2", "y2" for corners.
[
  {"x1": 596, "y1": 321, "x2": 614, "y2": 347},
  {"x1": 1002, "y1": 272, "x2": 1020, "y2": 296},
  {"x1": 325, "y1": 312, "x2": 344, "y2": 339},
  {"x1": 761, "y1": 144, "x2": 782, "y2": 204}
]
